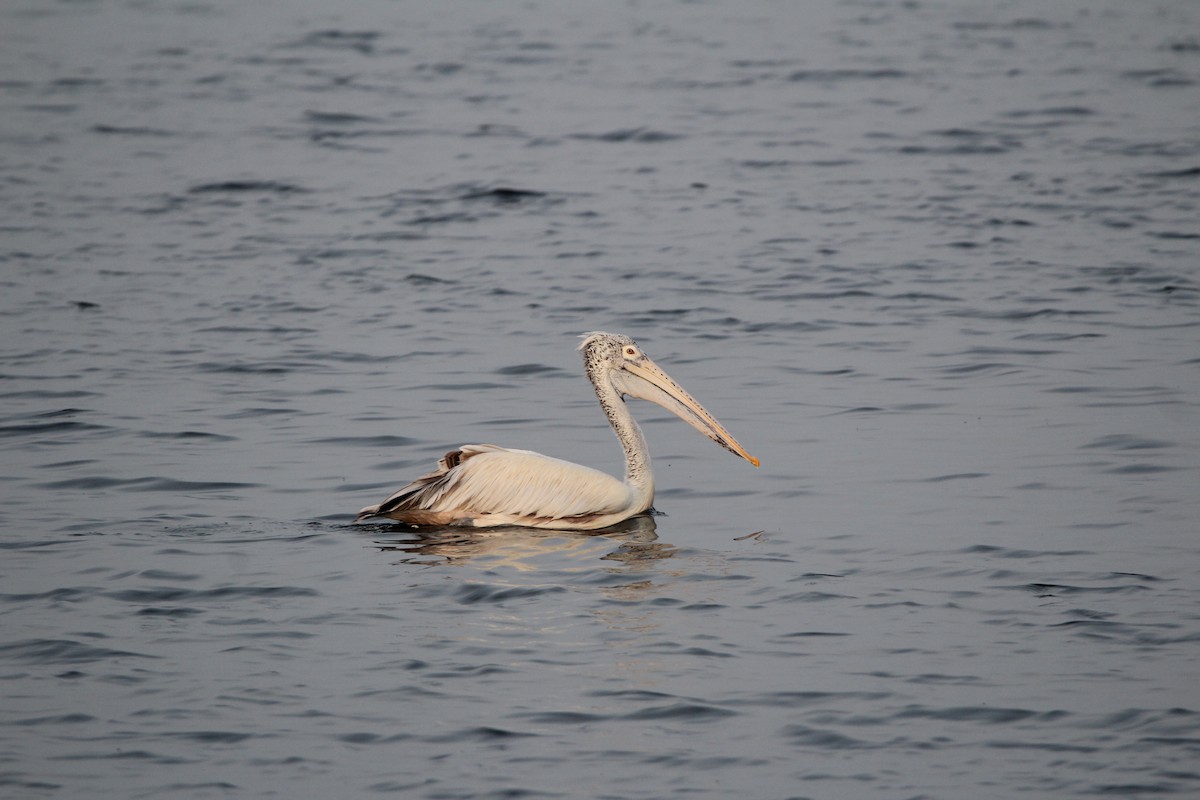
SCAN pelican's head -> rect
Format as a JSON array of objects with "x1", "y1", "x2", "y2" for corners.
[{"x1": 578, "y1": 332, "x2": 760, "y2": 467}]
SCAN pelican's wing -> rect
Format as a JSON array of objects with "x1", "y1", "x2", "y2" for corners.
[{"x1": 356, "y1": 444, "x2": 635, "y2": 528}]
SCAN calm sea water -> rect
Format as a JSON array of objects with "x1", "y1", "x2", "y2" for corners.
[{"x1": 3, "y1": 0, "x2": 1199, "y2": 797}]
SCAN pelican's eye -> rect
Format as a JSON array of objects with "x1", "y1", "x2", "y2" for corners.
[{"x1": 623, "y1": 346, "x2": 639, "y2": 359}]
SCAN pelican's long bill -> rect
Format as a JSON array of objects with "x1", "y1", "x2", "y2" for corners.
[{"x1": 614, "y1": 356, "x2": 760, "y2": 468}]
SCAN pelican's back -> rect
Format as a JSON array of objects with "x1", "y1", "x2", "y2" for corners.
[{"x1": 357, "y1": 444, "x2": 639, "y2": 529}]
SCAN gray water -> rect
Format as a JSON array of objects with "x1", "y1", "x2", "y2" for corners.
[{"x1": 3, "y1": 0, "x2": 1200, "y2": 797}]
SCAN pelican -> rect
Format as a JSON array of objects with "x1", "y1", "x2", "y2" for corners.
[{"x1": 355, "y1": 332, "x2": 759, "y2": 530}]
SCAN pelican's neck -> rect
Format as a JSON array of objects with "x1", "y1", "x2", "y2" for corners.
[{"x1": 589, "y1": 366, "x2": 655, "y2": 511}]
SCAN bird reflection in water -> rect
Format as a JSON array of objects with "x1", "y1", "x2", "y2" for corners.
[{"x1": 368, "y1": 514, "x2": 674, "y2": 568}]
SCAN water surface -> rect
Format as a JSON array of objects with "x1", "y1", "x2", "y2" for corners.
[{"x1": 2, "y1": 0, "x2": 1199, "y2": 797}]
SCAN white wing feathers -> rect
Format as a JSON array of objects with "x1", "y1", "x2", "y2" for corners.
[{"x1": 356, "y1": 445, "x2": 636, "y2": 528}]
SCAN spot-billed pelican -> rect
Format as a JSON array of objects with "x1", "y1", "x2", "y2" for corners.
[{"x1": 355, "y1": 332, "x2": 759, "y2": 530}]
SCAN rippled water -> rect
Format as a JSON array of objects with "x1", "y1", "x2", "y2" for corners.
[{"x1": 3, "y1": 0, "x2": 1199, "y2": 797}]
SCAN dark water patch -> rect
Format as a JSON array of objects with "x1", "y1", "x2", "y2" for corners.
[
  {"x1": 105, "y1": 586, "x2": 318, "y2": 603},
  {"x1": 0, "y1": 390, "x2": 100, "y2": 399},
  {"x1": 922, "y1": 472, "x2": 989, "y2": 482},
  {"x1": 0, "y1": 539, "x2": 76, "y2": 551},
  {"x1": 1046, "y1": 619, "x2": 1200, "y2": 647},
  {"x1": 1142, "y1": 166, "x2": 1200, "y2": 179},
  {"x1": 952, "y1": 17, "x2": 1061, "y2": 31},
  {"x1": 962, "y1": 545, "x2": 1094, "y2": 559},
  {"x1": 156, "y1": 783, "x2": 240, "y2": 794},
  {"x1": 886, "y1": 291, "x2": 961, "y2": 302},
  {"x1": 1111, "y1": 572, "x2": 1163, "y2": 582},
  {"x1": 417, "y1": 381, "x2": 511, "y2": 391},
  {"x1": 737, "y1": 159, "x2": 799, "y2": 169},
  {"x1": 0, "y1": 587, "x2": 94, "y2": 604},
  {"x1": 1077, "y1": 264, "x2": 1192, "y2": 287},
  {"x1": 789, "y1": 68, "x2": 908, "y2": 82},
  {"x1": 828, "y1": 406, "x2": 885, "y2": 415},
  {"x1": 681, "y1": 602, "x2": 727, "y2": 612},
  {"x1": 783, "y1": 725, "x2": 879, "y2": 749},
  {"x1": 730, "y1": 691, "x2": 888, "y2": 708},
  {"x1": 288, "y1": 349, "x2": 410, "y2": 365},
  {"x1": 1049, "y1": 619, "x2": 1129, "y2": 634},
  {"x1": 218, "y1": 407, "x2": 302, "y2": 419},
  {"x1": 0, "y1": 639, "x2": 157, "y2": 664},
  {"x1": 1122, "y1": 68, "x2": 1195, "y2": 88},
  {"x1": 1013, "y1": 332, "x2": 1105, "y2": 342},
  {"x1": 303, "y1": 110, "x2": 381, "y2": 125},
  {"x1": 136, "y1": 607, "x2": 204, "y2": 618},
  {"x1": 336, "y1": 731, "x2": 413, "y2": 745},
  {"x1": 655, "y1": 488, "x2": 755, "y2": 500},
  {"x1": 520, "y1": 710, "x2": 610, "y2": 725},
  {"x1": 908, "y1": 673, "x2": 985, "y2": 685},
  {"x1": 163, "y1": 730, "x2": 258, "y2": 745},
  {"x1": 1147, "y1": 230, "x2": 1200, "y2": 240},
  {"x1": 36, "y1": 476, "x2": 260, "y2": 492},
  {"x1": 641, "y1": 644, "x2": 733, "y2": 659},
  {"x1": 772, "y1": 289, "x2": 876, "y2": 301},
  {"x1": 138, "y1": 430, "x2": 237, "y2": 442},
  {"x1": 427, "y1": 726, "x2": 539, "y2": 743},
  {"x1": 6, "y1": 713, "x2": 95, "y2": 726},
  {"x1": 622, "y1": 702, "x2": 735, "y2": 721},
  {"x1": 460, "y1": 187, "x2": 547, "y2": 203},
  {"x1": 897, "y1": 128, "x2": 1023, "y2": 155},
  {"x1": 455, "y1": 583, "x2": 566, "y2": 605},
  {"x1": 776, "y1": 591, "x2": 854, "y2": 603},
  {"x1": 228, "y1": 629, "x2": 315, "y2": 641},
  {"x1": 946, "y1": 345, "x2": 1063, "y2": 358},
  {"x1": 36, "y1": 408, "x2": 89, "y2": 418},
  {"x1": 895, "y1": 705, "x2": 1063, "y2": 725},
  {"x1": 91, "y1": 124, "x2": 174, "y2": 137},
  {"x1": 781, "y1": 366, "x2": 857, "y2": 377},
  {"x1": 296, "y1": 248, "x2": 393, "y2": 264},
  {"x1": 1161, "y1": 36, "x2": 1200, "y2": 52},
  {"x1": 1105, "y1": 464, "x2": 1178, "y2": 475},
  {"x1": 586, "y1": 689, "x2": 677, "y2": 702},
  {"x1": 1065, "y1": 608, "x2": 1119, "y2": 621},
  {"x1": 935, "y1": 360, "x2": 1023, "y2": 376},
  {"x1": 0, "y1": 776, "x2": 61, "y2": 793},
  {"x1": 1080, "y1": 708, "x2": 1198, "y2": 732},
  {"x1": 478, "y1": 417, "x2": 541, "y2": 427},
  {"x1": 1002, "y1": 106, "x2": 1095, "y2": 120},
  {"x1": 1003, "y1": 582, "x2": 1152, "y2": 597},
  {"x1": 51, "y1": 749, "x2": 193, "y2": 764},
  {"x1": 194, "y1": 324, "x2": 319, "y2": 335},
  {"x1": 408, "y1": 211, "x2": 478, "y2": 225},
  {"x1": 742, "y1": 320, "x2": 833, "y2": 334},
  {"x1": 309, "y1": 435, "x2": 418, "y2": 448},
  {"x1": 191, "y1": 361, "x2": 310, "y2": 375},
  {"x1": 468, "y1": 122, "x2": 527, "y2": 138},
  {"x1": 495, "y1": 363, "x2": 564, "y2": 376},
  {"x1": 569, "y1": 127, "x2": 683, "y2": 143},
  {"x1": 986, "y1": 739, "x2": 1099, "y2": 753},
  {"x1": 400, "y1": 272, "x2": 456, "y2": 285},
  {"x1": 0, "y1": 420, "x2": 109, "y2": 438},
  {"x1": 1082, "y1": 434, "x2": 1175, "y2": 451},
  {"x1": 1089, "y1": 782, "x2": 1192, "y2": 796},
  {"x1": 287, "y1": 29, "x2": 383, "y2": 55},
  {"x1": 948, "y1": 307, "x2": 1106, "y2": 321},
  {"x1": 188, "y1": 180, "x2": 308, "y2": 194}
]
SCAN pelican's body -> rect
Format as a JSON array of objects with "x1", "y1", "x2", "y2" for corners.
[{"x1": 356, "y1": 332, "x2": 758, "y2": 530}]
